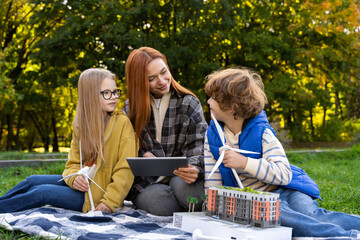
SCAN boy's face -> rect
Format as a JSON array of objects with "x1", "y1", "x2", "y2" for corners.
[{"x1": 207, "y1": 97, "x2": 232, "y2": 122}]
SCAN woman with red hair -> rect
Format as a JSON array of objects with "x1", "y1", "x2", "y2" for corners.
[{"x1": 123, "y1": 47, "x2": 207, "y2": 216}]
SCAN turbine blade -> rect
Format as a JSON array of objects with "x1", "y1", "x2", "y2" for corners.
[
  {"x1": 207, "y1": 152, "x2": 224, "y2": 179},
  {"x1": 211, "y1": 112, "x2": 225, "y2": 145}
]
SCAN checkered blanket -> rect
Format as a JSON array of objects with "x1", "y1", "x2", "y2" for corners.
[
  {"x1": 1, "y1": 205, "x2": 358, "y2": 240},
  {"x1": 0, "y1": 204, "x2": 192, "y2": 240}
]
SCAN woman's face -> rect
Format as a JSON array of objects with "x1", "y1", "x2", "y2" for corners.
[
  {"x1": 147, "y1": 58, "x2": 171, "y2": 98},
  {"x1": 100, "y1": 77, "x2": 118, "y2": 113}
]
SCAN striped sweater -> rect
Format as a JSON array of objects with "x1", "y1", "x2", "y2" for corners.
[{"x1": 204, "y1": 127, "x2": 292, "y2": 192}]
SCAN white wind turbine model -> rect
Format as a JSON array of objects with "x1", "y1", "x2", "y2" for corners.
[
  {"x1": 59, "y1": 142, "x2": 105, "y2": 213},
  {"x1": 207, "y1": 112, "x2": 260, "y2": 189}
]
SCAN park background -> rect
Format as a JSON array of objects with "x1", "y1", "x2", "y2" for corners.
[
  {"x1": 0, "y1": 0, "x2": 359, "y2": 152},
  {"x1": 1, "y1": 1, "x2": 360, "y2": 239}
]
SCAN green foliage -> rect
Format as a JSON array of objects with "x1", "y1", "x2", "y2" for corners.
[
  {"x1": 0, "y1": 0, "x2": 360, "y2": 149},
  {"x1": 220, "y1": 186, "x2": 269, "y2": 195},
  {"x1": 186, "y1": 196, "x2": 199, "y2": 212},
  {"x1": 201, "y1": 194, "x2": 207, "y2": 201}
]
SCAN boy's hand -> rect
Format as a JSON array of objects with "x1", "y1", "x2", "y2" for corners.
[
  {"x1": 173, "y1": 165, "x2": 199, "y2": 184},
  {"x1": 95, "y1": 202, "x2": 112, "y2": 213},
  {"x1": 73, "y1": 175, "x2": 89, "y2": 192},
  {"x1": 222, "y1": 149, "x2": 248, "y2": 169}
]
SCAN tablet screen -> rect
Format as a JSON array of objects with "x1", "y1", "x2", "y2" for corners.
[{"x1": 126, "y1": 157, "x2": 188, "y2": 176}]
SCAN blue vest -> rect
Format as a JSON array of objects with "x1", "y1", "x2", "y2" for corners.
[{"x1": 207, "y1": 110, "x2": 321, "y2": 200}]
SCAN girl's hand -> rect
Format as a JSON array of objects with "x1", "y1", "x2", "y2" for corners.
[
  {"x1": 173, "y1": 165, "x2": 199, "y2": 184},
  {"x1": 222, "y1": 149, "x2": 248, "y2": 169},
  {"x1": 95, "y1": 202, "x2": 112, "y2": 213},
  {"x1": 73, "y1": 175, "x2": 89, "y2": 192}
]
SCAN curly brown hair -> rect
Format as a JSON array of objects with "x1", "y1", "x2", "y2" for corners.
[{"x1": 205, "y1": 68, "x2": 267, "y2": 119}]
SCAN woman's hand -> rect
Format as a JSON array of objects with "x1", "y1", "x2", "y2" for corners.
[
  {"x1": 143, "y1": 152, "x2": 155, "y2": 157},
  {"x1": 173, "y1": 165, "x2": 199, "y2": 184},
  {"x1": 222, "y1": 149, "x2": 248, "y2": 169},
  {"x1": 73, "y1": 175, "x2": 89, "y2": 192},
  {"x1": 95, "y1": 202, "x2": 112, "y2": 213}
]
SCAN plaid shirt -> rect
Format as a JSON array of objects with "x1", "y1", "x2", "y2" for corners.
[{"x1": 123, "y1": 90, "x2": 208, "y2": 174}]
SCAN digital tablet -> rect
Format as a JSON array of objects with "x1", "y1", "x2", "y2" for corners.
[{"x1": 126, "y1": 157, "x2": 188, "y2": 176}]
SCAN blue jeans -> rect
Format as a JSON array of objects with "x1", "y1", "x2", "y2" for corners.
[
  {"x1": 134, "y1": 176, "x2": 204, "y2": 216},
  {"x1": 276, "y1": 188, "x2": 360, "y2": 238},
  {"x1": 0, "y1": 175, "x2": 84, "y2": 213}
]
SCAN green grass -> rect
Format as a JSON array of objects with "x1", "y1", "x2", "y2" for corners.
[
  {"x1": 0, "y1": 147, "x2": 359, "y2": 239},
  {"x1": 287, "y1": 145, "x2": 360, "y2": 215},
  {"x1": 0, "y1": 228, "x2": 51, "y2": 240},
  {"x1": 0, "y1": 162, "x2": 64, "y2": 239},
  {"x1": 0, "y1": 162, "x2": 65, "y2": 196}
]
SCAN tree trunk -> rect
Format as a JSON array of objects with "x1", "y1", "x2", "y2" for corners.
[
  {"x1": 286, "y1": 112, "x2": 294, "y2": 140},
  {"x1": 52, "y1": 115, "x2": 59, "y2": 152},
  {"x1": 14, "y1": 104, "x2": 24, "y2": 150},
  {"x1": 27, "y1": 132, "x2": 35, "y2": 152},
  {"x1": 0, "y1": 119, "x2": 3, "y2": 146},
  {"x1": 322, "y1": 106, "x2": 327, "y2": 131},
  {"x1": 309, "y1": 108, "x2": 314, "y2": 139},
  {"x1": 334, "y1": 91, "x2": 343, "y2": 120},
  {"x1": 322, "y1": 80, "x2": 328, "y2": 130},
  {"x1": 9, "y1": 40, "x2": 28, "y2": 84},
  {"x1": 347, "y1": 74, "x2": 351, "y2": 119},
  {"x1": 26, "y1": 110, "x2": 50, "y2": 152},
  {"x1": 6, "y1": 114, "x2": 13, "y2": 150},
  {"x1": 354, "y1": 82, "x2": 360, "y2": 119},
  {"x1": 44, "y1": 136, "x2": 49, "y2": 152}
]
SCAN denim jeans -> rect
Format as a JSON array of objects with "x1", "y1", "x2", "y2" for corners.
[
  {"x1": 276, "y1": 187, "x2": 360, "y2": 238},
  {"x1": 0, "y1": 175, "x2": 84, "y2": 213},
  {"x1": 134, "y1": 176, "x2": 204, "y2": 216}
]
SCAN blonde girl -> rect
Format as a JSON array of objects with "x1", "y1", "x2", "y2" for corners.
[{"x1": 0, "y1": 68, "x2": 137, "y2": 213}]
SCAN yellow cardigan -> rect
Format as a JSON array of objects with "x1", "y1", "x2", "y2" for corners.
[{"x1": 62, "y1": 110, "x2": 137, "y2": 213}]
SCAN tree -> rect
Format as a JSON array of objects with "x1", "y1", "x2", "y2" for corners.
[
  {"x1": 201, "y1": 194, "x2": 207, "y2": 213},
  {"x1": 186, "y1": 196, "x2": 192, "y2": 212},
  {"x1": 1, "y1": 0, "x2": 359, "y2": 150},
  {"x1": 192, "y1": 197, "x2": 199, "y2": 213},
  {"x1": 0, "y1": 0, "x2": 68, "y2": 150}
]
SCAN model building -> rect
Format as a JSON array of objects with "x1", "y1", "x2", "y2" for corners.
[{"x1": 206, "y1": 186, "x2": 281, "y2": 228}]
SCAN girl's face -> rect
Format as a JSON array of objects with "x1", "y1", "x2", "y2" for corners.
[
  {"x1": 147, "y1": 58, "x2": 171, "y2": 98},
  {"x1": 100, "y1": 77, "x2": 118, "y2": 113}
]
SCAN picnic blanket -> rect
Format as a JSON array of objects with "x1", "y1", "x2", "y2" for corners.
[
  {"x1": 0, "y1": 204, "x2": 358, "y2": 240},
  {"x1": 0, "y1": 203, "x2": 192, "y2": 240}
]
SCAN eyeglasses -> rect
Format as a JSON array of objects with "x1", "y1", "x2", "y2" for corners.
[{"x1": 100, "y1": 89, "x2": 122, "y2": 100}]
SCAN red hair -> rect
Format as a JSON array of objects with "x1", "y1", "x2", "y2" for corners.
[{"x1": 125, "y1": 47, "x2": 195, "y2": 141}]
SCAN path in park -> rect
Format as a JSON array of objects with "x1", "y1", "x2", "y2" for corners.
[
  {"x1": 0, "y1": 153, "x2": 67, "y2": 168},
  {"x1": 0, "y1": 149, "x2": 349, "y2": 168}
]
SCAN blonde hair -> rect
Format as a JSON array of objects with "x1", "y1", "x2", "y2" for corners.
[
  {"x1": 72, "y1": 68, "x2": 117, "y2": 164},
  {"x1": 205, "y1": 68, "x2": 267, "y2": 119}
]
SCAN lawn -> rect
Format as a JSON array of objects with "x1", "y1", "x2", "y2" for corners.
[
  {"x1": 287, "y1": 145, "x2": 360, "y2": 215},
  {"x1": 0, "y1": 146, "x2": 359, "y2": 239},
  {"x1": 0, "y1": 161, "x2": 64, "y2": 240}
]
